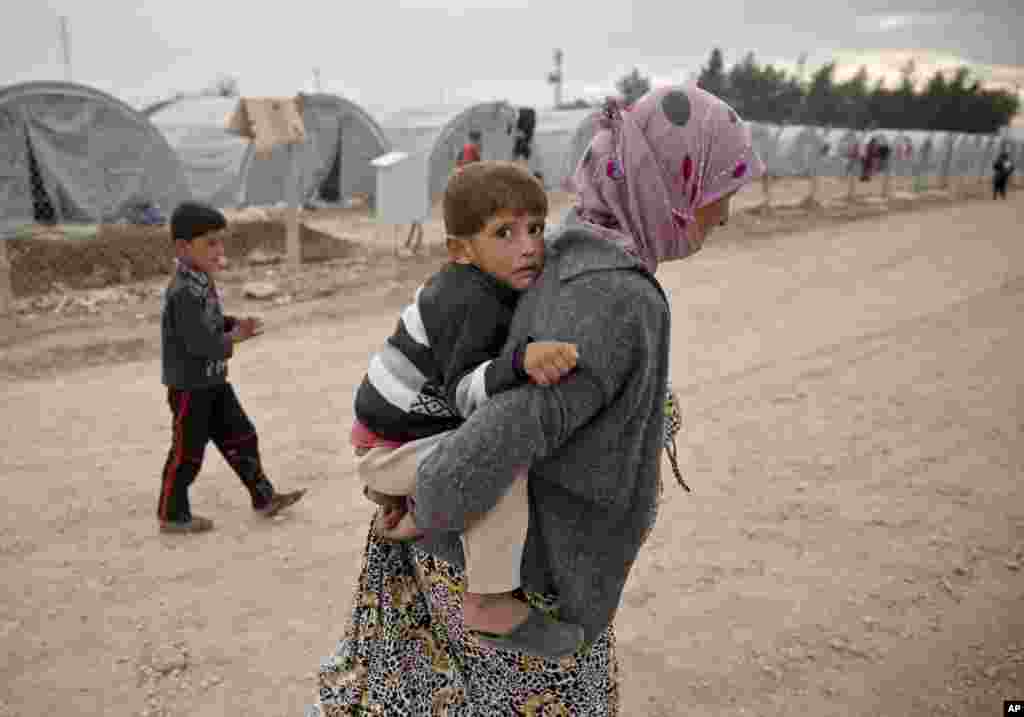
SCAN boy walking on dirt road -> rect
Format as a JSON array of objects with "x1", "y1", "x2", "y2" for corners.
[{"x1": 158, "y1": 201, "x2": 305, "y2": 534}]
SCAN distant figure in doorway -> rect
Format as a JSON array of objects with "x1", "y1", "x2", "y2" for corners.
[
  {"x1": 456, "y1": 130, "x2": 483, "y2": 169},
  {"x1": 861, "y1": 138, "x2": 878, "y2": 181}
]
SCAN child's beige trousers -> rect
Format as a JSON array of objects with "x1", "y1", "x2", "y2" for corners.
[{"x1": 355, "y1": 432, "x2": 528, "y2": 594}]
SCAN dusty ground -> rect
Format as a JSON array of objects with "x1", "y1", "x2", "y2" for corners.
[{"x1": 1, "y1": 177, "x2": 1022, "y2": 716}]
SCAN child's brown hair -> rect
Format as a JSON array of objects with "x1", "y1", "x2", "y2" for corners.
[{"x1": 443, "y1": 160, "x2": 548, "y2": 239}]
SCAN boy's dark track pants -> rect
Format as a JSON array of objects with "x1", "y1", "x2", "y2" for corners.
[{"x1": 158, "y1": 384, "x2": 274, "y2": 523}]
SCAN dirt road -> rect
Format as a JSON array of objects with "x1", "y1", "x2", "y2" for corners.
[{"x1": 1, "y1": 194, "x2": 1022, "y2": 716}]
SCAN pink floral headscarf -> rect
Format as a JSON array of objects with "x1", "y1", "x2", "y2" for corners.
[{"x1": 573, "y1": 84, "x2": 765, "y2": 273}]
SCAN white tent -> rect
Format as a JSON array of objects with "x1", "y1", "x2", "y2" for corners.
[
  {"x1": 899, "y1": 130, "x2": 937, "y2": 177},
  {"x1": 748, "y1": 122, "x2": 783, "y2": 174},
  {"x1": 380, "y1": 101, "x2": 518, "y2": 203},
  {"x1": 963, "y1": 134, "x2": 982, "y2": 178},
  {"x1": 975, "y1": 135, "x2": 1000, "y2": 180},
  {"x1": 929, "y1": 132, "x2": 955, "y2": 180},
  {"x1": 1010, "y1": 131, "x2": 1024, "y2": 172},
  {"x1": 885, "y1": 131, "x2": 914, "y2": 177},
  {"x1": 149, "y1": 93, "x2": 390, "y2": 209},
  {"x1": 1012, "y1": 138, "x2": 1024, "y2": 175},
  {"x1": 0, "y1": 81, "x2": 189, "y2": 233},
  {"x1": 773, "y1": 125, "x2": 826, "y2": 177},
  {"x1": 818, "y1": 128, "x2": 862, "y2": 177},
  {"x1": 149, "y1": 97, "x2": 249, "y2": 208},
  {"x1": 555, "y1": 109, "x2": 601, "y2": 193},
  {"x1": 526, "y1": 107, "x2": 598, "y2": 193},
  {"x1": 947, "y1": 133, "x2": 984, "y2": 179}
]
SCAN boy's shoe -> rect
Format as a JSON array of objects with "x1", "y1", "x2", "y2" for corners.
[
  {"x1": 255, "y1": 489, "x2": 307, "y2": 518},
  {"x1": 159, "y1": 515, "x2": 214, "y2": 534},
  {"x1": 471, "y1": 606, "x2": 585, "y2": 660}
]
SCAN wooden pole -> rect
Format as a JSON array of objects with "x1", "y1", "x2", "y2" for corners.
[
  {"x1": 803, "y1": 170, "x2": 820, "y2": 207},
  {"x1": 845, "y1": 160, "x2": 858, "y2": 202},
  {"x1": 285, "y1": 143, "x2": 301, "y2": 268},
  {"x1": 759, "y1": 174, "x2": 774, "y2": 213},
  {"x1": 0, "y1": 239, "x2": 12, "y2": 320}
]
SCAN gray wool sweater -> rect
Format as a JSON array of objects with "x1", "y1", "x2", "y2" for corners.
[{"x1": 414, "y1": 220, "x2": 671, "y2": 643}]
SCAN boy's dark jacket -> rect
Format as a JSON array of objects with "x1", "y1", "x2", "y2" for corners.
[{"x1": 161, "y1": 259, "x2": 237, "y2": 389}]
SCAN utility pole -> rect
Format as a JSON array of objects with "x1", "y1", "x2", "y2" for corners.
[
  {"x1": 59, "y1": 17, "x2": 72, "y2": 81},
  {"x1": 548, "y1": 49, "x2": 564, "y2": 109},
  {"x1": 796, "y1": 52, "x2": 808, "y2": 86}
]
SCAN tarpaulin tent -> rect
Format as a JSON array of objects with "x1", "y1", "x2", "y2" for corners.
[
  {"x1": 1010, "y1": 129, "x2": 1024, "y2": 173},
  {"x1": 948, "y1": 133, "x2": 983, "y2": 179},
  {"x1": 976, "y1": 135, "x2": 1000, "y2": 180},
  {"x1": 248, "y1": 93, "x2": 390, "y2": 206},
  {"x1": 147, "y1": 97, "x2": 250, "y2": 208},
  {"x1": 885, "y1": 131, "x2": 914, "y2": 177},
  {"x1": 380, "y1": 101, "x2": 518, "y2": 203},
  {"x1": 896, "y1": 130, "x2": 933, "y2": 177},
  {"x1": 149, "y1": 93, "x2": 390, "y2": 208},
  {"x1": 818, "y1": 128, "x2": 862, "y2": 177},
  {"x1": 748, "y1": 122, "x2": 785, "y2": 175},
  {"x1": 548, "y1": 108, "x2": 600, "y2": 192},
  {"x1": 526, "y1": 107, "x2": 598, "y2": 192},
  {"x1": 0, "y1": 81, "x2": 188, "y2": 234},
  {"x1": 1010, "y1": 138, "x2": 1024, "y2": 178},
  {"x1": 954, "y1": 133, "x2": 981, "y2": 178},
  {"x1": 773, "y1": 125, "x2": 826, "y2": 177},
  {"x1": 916, "y1": 132, "x2": 941, "y2": 176}
]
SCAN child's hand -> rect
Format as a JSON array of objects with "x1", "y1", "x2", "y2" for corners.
[
  {"x1": 233, "y1": 317, "x2": 264, "y2": 343},
  {"x1": 363, "y1": 487, "x2": 407, "y2": 528},
  {"x1": 524, "y1": 341, "x2": 578, "y2": 386}
]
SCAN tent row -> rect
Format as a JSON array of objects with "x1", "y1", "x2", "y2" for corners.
[
  {"x1": 0, "y1": 83, "x2": 603, "y2": 232},
  {"x1": 743, "y1": 123, "x2": 1023, "y2": 181},
  {"x1": 2, "y1": 80, "x2": 1019, "y2": 234}
]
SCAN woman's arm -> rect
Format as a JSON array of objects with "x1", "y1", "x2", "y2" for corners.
[{"x1": 413, "y1": 271, "x2": 665, "y2": 533}]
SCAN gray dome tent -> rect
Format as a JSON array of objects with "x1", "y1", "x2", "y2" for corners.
[
  {"x1": 149, "y1": 93, "x2": 390, "y2": 208},
  {"x1": 556, "y1": 109, "x2": 601, "y2": 193},
  {"x1": 518, "y1": 107, "x2": 598, "y2": 193},
  {"x1": 0, "y1": 81, "x2": 189, "y2": 232},
  {"x1": 380, "y1": 101, "x2": 518, "y2": 203},
  {"x1": 248, "y1": 93, "x2": 391, "y2": 207},
  {"x1": 819, "y1": 128, "x2": 863, "y2": 177},
  {"x1": 774, "y1": 125, "x2": 827, "y2": 177}
]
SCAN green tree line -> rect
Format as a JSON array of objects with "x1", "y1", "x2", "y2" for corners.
[
  {"x1": 596, "y1": 51, "x2": 1019, "y2": 134},
  {"x1": 697, "y1": 48, "x2": 1018, "y2": 133}
]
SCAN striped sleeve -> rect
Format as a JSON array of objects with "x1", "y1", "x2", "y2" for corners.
[
  {"x1": 417, "y1": 280, "x2": 528, "y2": 418},
  {"x1": 353, "y1": 285, "x2": 462, "y2": 442}
]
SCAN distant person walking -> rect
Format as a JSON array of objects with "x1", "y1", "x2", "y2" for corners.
[
  {"x1": 861, "y1": 138, "x2": 878, "y2": 182},
  {"x1": 456, "y1": 130, "x2": 483, "y2": 169},
  {"x1": 993, "y1": 150, "x2": 1015, "y2": 200}
]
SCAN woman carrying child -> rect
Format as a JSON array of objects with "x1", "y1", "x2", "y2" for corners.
[{"x1": 308, "y1": 83, "x2": 765, "y2": 716}]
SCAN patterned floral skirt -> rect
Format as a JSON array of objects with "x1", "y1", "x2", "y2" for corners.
[{"x1": 306, "y1": 520, "x2": 619, "y2": 716}]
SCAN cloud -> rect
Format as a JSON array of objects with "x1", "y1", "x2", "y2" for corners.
[
  {"x1": 830, "y1": 48, "x2": 1024, "y2": 93},
  {"x1": 854, "y1": 10, "x2": 984, "y2": 33}
]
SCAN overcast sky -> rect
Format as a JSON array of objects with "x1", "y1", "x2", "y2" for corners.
[{"x1": 5, "y1": 0, "x2": 1023, "y2": 123}]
